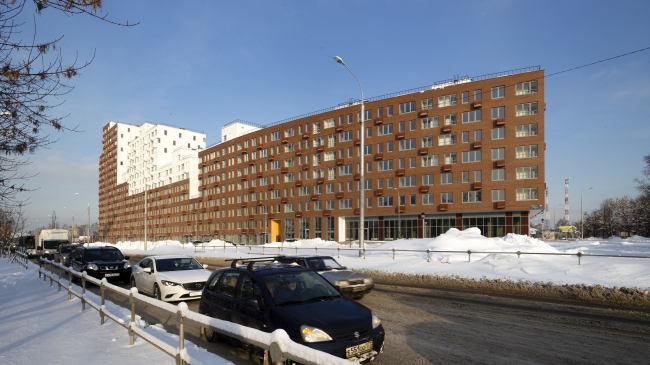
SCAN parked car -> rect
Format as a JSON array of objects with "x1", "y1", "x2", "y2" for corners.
[
  {"x1": 199, "y1": 258, "x2": 384, "y2": 363},
  {"x1": 131, "y1": 255, "x2": 211, "y2": 302},
  {"x1": 277, "y1": 255, "x2": 374, "y2": 299},
  {"x1": 54, "y1": 244, "x2": 82, "y2": 266},
  {"x1": 69, "y1": 246, "x2": 132, "y2": 284}
]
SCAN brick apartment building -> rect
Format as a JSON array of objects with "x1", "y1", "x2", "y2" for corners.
[{"x1": 98, "y1": 67, "x2": 545, "y2": 244}]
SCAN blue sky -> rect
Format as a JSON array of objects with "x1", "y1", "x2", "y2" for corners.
[{"x1": 16, "y1": 0, "x2": 650, "y2": 230}]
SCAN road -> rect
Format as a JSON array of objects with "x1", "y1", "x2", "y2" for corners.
[{"x1": 39, "y1": 258, "x2": 650, "y2": 364}]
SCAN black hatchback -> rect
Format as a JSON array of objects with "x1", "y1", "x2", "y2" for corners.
[
  {"x1": 198, "y1": 258, "x2": 385, "y2": 363},
  {"x1": 69, "y1": 246, "x2": 132, "y2": 284}
]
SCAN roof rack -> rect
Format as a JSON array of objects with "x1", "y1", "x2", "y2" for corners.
[{"x1": 226, "y1": 256, "x2": 285, "y2": 271}]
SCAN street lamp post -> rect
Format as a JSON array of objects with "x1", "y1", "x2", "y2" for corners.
[
  {"x1": 334, "y1": 56, "x2": 365, "y2": 256},
  {"x1": 75, "y1": 193, "x2": 90, "y2": 245},
  {"x1": 396, "y1": 187, "x2": 401, "y2": 239},
  {"x1": 420, "y1": 212, "x2": 426, "y2": 238},
  {"x1": 581, "y1": 187, "x2": 593, "y2": 240}
]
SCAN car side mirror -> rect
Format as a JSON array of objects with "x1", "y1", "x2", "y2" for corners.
[
  {"x1": 244, "y1": 298, "x2": 259, "y2": 311},
  {"x1": 202, "y1": 264, "x2": 209, "y2": 269},
  {"x1": 124, "y1": 256, "x2": 130, "y2": 260},
  {"x1": 143, "y1": 267, "x2": 152, "y2": 273}
]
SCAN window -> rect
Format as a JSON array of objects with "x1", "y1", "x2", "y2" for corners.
[
  {"x1": 462, "y1": 150, "x2": 482, "y2": 163},
  {"x1": 271, "y1": 190, "x2": 281, "y2": 199},
  {"x1": 387, "y1": 105, "x2": 393, "y2": 116},
  {"x1": 328, "y1": 167, "x2": 336, "y2": 180},
  {"x1": 462, "y1": 131, "x2": 469, "y2": 143},
  {"x1": 324, "y1": 118, "x2": 335, "y2": 129},
  {"x1": 475, "y1": 170, "x2": 482, "y2": 182},
  {"x1": 399, "y1": 121, "x2": 405, "y2": 132},
  {"x1": 399, "y1": 176, "x2": 415, "y2": 187},
  {"x1": 326, "y1": 183, "x2": 334, "y2": 194},
  {"x1": 324, "y1": 151, "x2": 336, "y2": 161},
  {"x1": 516, "y1": 145, "x2": 538, "y2": 159},
  {"x1": 516, "y1": 188, "x2": 539, "y2": 201},
  {"x1": 516, "y1": 123, "x2": 538, "y2": 137},
  {"x1": 516, "y1": 166, "x2": 538, "y2": 180},
  {"x1": 377, "y1": 124, "x2": 393, "y2": 136},
  {"x1": 377, "y1": 107, "x2": 383, "y2": 117},
  {"x1": 378, "y1": 160, "x2": 393, "y2": 171},
  {"x1": 423, "y1": 194, "x2": 434, "y2": 205},
  {"x1": 410, "y1": 119, "x2": 416, "y2": 131},
  {"x1": 462, "y1": 110, "x2": 482, "y2": 123},
  {"x1": 438, "y1": 94, "x2": 456, "y2": 107},
  {"x1": 438, "y1": 133, "x2": 457, "y2": 146},
  {"x1": 462, "y1": 191, "x2": 482, "y2": 203},
  {"x1": 441, "y1": 173, "x2": 453, "y2": 184},
  {"x1": 363, "y1": 109, "x2": 372, "y2": 121},
  {"x1": 444, "y1": 153, "x2": 456, "y2": 165},
  {"x1": 284, "y1": 128, "x2": 294, "y2": 137},
  {"x1": 516, "y1": 102, "x2": 538, "y2": 116},
  {"x1": 299, "y1": 186, "x2": 310, "y2": 196},
  {"x1": 492, "y1": 106, "x2": 505, "y2": 119},
  {"x1": 422, "y1": 136, "x2": 433, "y2": 148},
  {"x1": 326, "y1": 200, "x2": 334, "y2": 210},
  {"x1": 313, "y1": 121, "x2": 321, "y2": 134},
  {"x1": 284, "y1": 157, "x2": 294, "y2": 167},
  {"x1": 364, "y1": 145, "x2": 372, "y2": 155},
  {"x1": 441, "y1": 192, "x2": 453, "y2": 204},
  {"x1": 399, "y1": 139, "x2": 416, "y2": 151},
  {"x1": 444, "y1": 113, "x2": 456, "y2": 125},
  {"x1": 328, "y1": 134, "x2": 336, "y2": 148},
  {"x1": 492, "y1": 189, "x2": 506, "y2": 202},
  {"x1": 422, "y1": 117, "x2": 439, "y2": 129},
  {"x1": 462, "y1": 171, "x2": 469, "y2": 183},
  {"x1": 475, "y1": 89, "x2": 482, "y2": 101},
  {"x1": 492, "y1": 85, "x2": 505, "y2": 99},
  {"x1": 475, "y1": 130, "x2": 482, "y2": 141},
  {"x1": 340, "y1": 199, "x2": 352, "y2": 209},
  {"x1": 339, "y1": 131, "x2": 352, "y2": 142},
  {"x1": 462, "y1": 91, "x2": 469, "y2": 104},
  {"x1": 422, "y1": 174, "x2": 435, "y2": 185},
  {"x1": 271, "y1": 131, "x2": 280, "y2": 141},
  {"x1": 284, "y1": 173, "x2": 294, "y2": 183},
  {"x1": 271, "y1": 161, "x2": 280, "y2": 170},
  {"x1": 284, "y1": 142, "x2": 294, "y2": 153},
  {"x1": 422, "y1": 155, "x2": 439, "y2": 167},
  {"x1": 492, "y1": 148, "x2": 505, "y2": 160},
  {"x1": 516, "y1": 80, "x2": 538, "y2": 95},
  {"x1": 399, "y1": 101, "x2": 416, "y2": 114},
  {"x1": 378, "y1": 196, "x2": 393, "y2": 207},
  {"x1": 313, "y1": 136, "x2": 324, "y2": 147},
  {"x1": 422, "y1": 98, "x2": 433, "y2": 110},
  {"x1": 339, "y1": 165, "x2": 352, "y2": 176},
  {"x1": 492, "y1": 127, "x2": 505, "y2": 140}
]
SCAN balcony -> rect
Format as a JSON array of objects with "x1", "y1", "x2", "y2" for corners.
[
  {"x1": 268, "y1": 213, "x2": 276, "y2": 219},
  {"x1": 336, "y1": 158, "x2": 344, "y2": 165},
  {"x1": 295, "y1": 149, "x2": 303, "y2": 156},
  {"x1": 472, "y1": 141, "x2": 482, "y2": 149},
  {"x1": 296, "y1": 180, "x2": 303, "y2": 187},
  {"x1": 396, "y1": 132, "x2": 405, "y2": 140},
  {"x1": 316, "y1": 178, "x2": 325, "y2": 184},
  {"x1": 495, "y1": 118, "x2": 506, "y2": 126},
  {"x1": 496, "y1": 159, "x2": 506, "y2": 168},
  {"x1": 473, "y1": 100, "x2": 482, "y2": 108},
  {"x1": 257, "y1": 144, "x2": 264, "y2": 150},
  {"x1": 317, "y1": 145, "x2": 325, "y2": 152},
  {"x1": 354, "y1": 208, "x2": 360, "y2": 215},
  {"x1": 324, "y1": 210, "x2": 333, "y2": 216},
  {"x1": 268, "y1": 184, "x2": 275, "y2": 190},
  {"x1": 419, "y1": 147, "x2": 429, "y2": 155},
  {"x1": 281, "y1": 197, "x2": 288, "y2": 204},
  {"x1": 335, "y1": 125, "x2": 344, "y2": 132},
  {"x1": 268, "y1": 155, "x2": 275, "y2": 161},
  {"x1": 396, "y1": 169, "x2": 405, "y2": 176},
  {"x1": 257, "y1": 200, "x2": 264, "y2": 206},
  {"x1": 311, "y1": 195, "x2": 319, "y2": 201},
  {"x1": 257, "y1": 172, "x2": 264, "y2": 178},
  {"x1": 242, "y1": 175, "x2": 248, "y2": 180},
  {"x1": 241, "y1": 229, "x2": 248, "y2": 234},
  {"x1": 374, "y1": 189, "x2": 383, "y2": 196},
  {"x1": 442, "y1": 164, "x2": 452, "y2": 172},
  {"x1": 249, "y1": 187, "x2": 255, "y2": 193},
  {"x1": 374, "y1": 117, "x2": 383, "y2": 125},
  {"x1": 439, "y1": 204, "x2": 449, "y2": 211},
  {"x1": 374, "y1": 153, "x2": 383, "y2": 160},
  {"x1": 396, "y1": 206, "x2": 405, "y2": 214},
  {"x1": 302, "y1": 132, "x2": 310, "y2": 139},
  {"x1": 473, "y1": 182, "x2": 483, "y2": 190},
  {"x1": 420, "y1": 186, "x2": 430, "y2": 193},
  {"x1": 302, "y1": 163, "x2": 310, "y2": 170},
  {"x1": 354, "y1": 173, "x2": 361, "y2": 181},
  {"x1": 336, "y1": 192, "x2": 344, "y2": 199},
  {"x1": 249, "y1": 160, "x2": 256, "y2": 165},
  {"x1": 248, "y1": 215, "x2": 255, "y2": 220},
  {"x1": 241, "y1": 202, "x2": 247, "y2": 208},
  {"x1": 441, "y1": 125, "x2": 452, "y2": 133},
  {"x1": 418, "y1": 110, "x2": 429, "y2": 118},
  {"x1": 295, "y1": 211, "x2": 302, "y2": 218},
  {"x1": 354, "y1": 138, "x2": 361, "y2": 146},
  {"x1": 281, "y1": 138, "x2": 289, "y2": 144},
  {"x1": 496, "y1": 201, "x2": 506, "y2": 209},
  {"x1": 241, "y1": 148, "x2": 248, "y2": 154},
  {"x1": 281, "y1": 167, "x2": 288, "y2": 174}
]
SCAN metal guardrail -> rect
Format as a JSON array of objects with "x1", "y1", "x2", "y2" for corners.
[
  {"x1": 194, "y1": 241, "x2": 650, "y2": 265},
  {"x1": 20, "y1": 257, "x2": 352, "y2": 365}
]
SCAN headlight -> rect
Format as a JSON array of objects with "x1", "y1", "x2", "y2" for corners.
[
  {"x1": 363, "y1": 277, "x2": 373, "y2": 284},
  {"x1": 300, "y1": 325, "x2": 333, "y2": 343},
  {"x1": 123, "y1": 262, "x2": 131, "y2": 269},
  {"x1": 336, "y1": 280, "x2": 350, "y2": 287},
  {"x1": 161, "y1": 280, "x2": 180, "y2": 286},
  {"x1": 371, "y1": 311, "x2": 381, "y2": 329},
  {"x1": 87, "y1": 264, "x2": 99, "y2": 271}
]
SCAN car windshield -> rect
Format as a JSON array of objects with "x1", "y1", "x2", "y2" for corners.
[
  {"x1": 156, "y1": 258, "x2": 203, "y2": 272},
  {"x1": 60, "y1": 245, "x2": 77, "y2": 254},
  {"x1": 262, "y1": 270, "x2": 341, "y2": 305},
  {"x1": 84, "y1": 249, "x2": 124, "y2": 261},
  {"x1": 43, "y1": 240, "x2": 68, "y2": 250},
  {"x1": 305, "y1": 257, "x2": 344, "y2": 271}
]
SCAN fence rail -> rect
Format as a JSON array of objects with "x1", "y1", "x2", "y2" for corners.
[
  {"x1": 9, "y1": 254, "x2": 352, "y2": 365},
  {"x1": 194, "y1": 242, "x2": 650, "y2": 265}
]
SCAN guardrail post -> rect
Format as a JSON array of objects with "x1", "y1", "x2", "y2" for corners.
[
  {"x1": 517, "y1": 251, "x2": 521, "y2": 258},
  {"x1": 392, "y1": 248, "x2": 395, "y2": 260},
  {"x1": 363, "y1": 249, "x2": 366, "y2": 259},
  {"x1": 427, "y1": 249, "x2": 430, "y2": 262},
  {"x1": 177, "y1": 309, "x2": 185, "y2": 351},
  {"x1": 67, "y1": 268, "x2": 72, "y2": 301},
  {"x1": 81, "y1": 274, "x2": 86, "y2": 311},
  {"x1": 129, "y1": 292, "x2": 136, "y2": 345},
  {"x1": 224, "y1": 242, "x2": 226, "y2": 253},
  {"x1": 338, "y1": 247, "x2": 340, "y2": 258},
  {"x1": 315, "y1": 247, "x2": 318, "y2": 255},
  {"x1": 295, "y1": 247, "x2": 298, "y2": 255},
  {"x1": 577, "y1": 252, "x2": 583, "y2": 265},
  {"x1": 278, "y1": 246, "x2": 281, "y2": 255},
  {"x1": 249, "y1": 245, "x2": 252, "y2": 255},
  {"x1": 57, "y1": 264, "x2": 62, "y2": 292},
  {"x1": 100, "y1": 281, "x2": 106, "y2": 325},
  {"x1": 467, "y1": 250, "x2": 472, "y2": 262}
]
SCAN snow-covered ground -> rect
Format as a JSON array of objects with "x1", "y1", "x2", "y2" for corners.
[{"x1": 101, "y1": 228, "x2": 650, "y2": 290}]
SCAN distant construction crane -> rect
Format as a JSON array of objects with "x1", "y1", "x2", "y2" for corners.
[{"x1": 565, "y1": 178, "x2": 570, "y2": 224}]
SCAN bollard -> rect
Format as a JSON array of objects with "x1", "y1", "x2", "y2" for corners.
[
  {"x1": 467, "y1": 250, "x2": 472, "y2": 262},
  {"x1": 278, "y1": 246, "x2": 281, "y2": 255},
  {"x1": 58, "y1": 265, "x2": 62, "y2": 292},
  {"x1": 39, "y1": 259, "x2": 42, "y2": 278},
  {"x1": 129, "y1": 292, "x2": 136, "y2": 345},
  {"x1": 517, "y1": 251, "x2": 521, "y2": 258},
  {"x1": 392, "y1": 248, "x2": 395, "y2": 260},
  {"x1": 177, "y1": 310, "x2": 185, "y2": 351},
  {"x1": 100, "y1": 281, "x2": 106, "y2": 325},
  {"x1": 577, "y1": 252, "x2": 583, "y2": 265},
  {"x1": 427, "y1": 249, "x2": 430, "y2": 262},
  {"x1": 338, "y1": 247, "x2": 340, "y2": 258},
  {"x1": 363, "y1": 249, "x2": 366, "y2": 259},
  {"x1": 68, "y1": 268, "x2": 72, "y2": 301},
  {"x1": 315, "y1": 247, "x2": 318, "y2": 255},
  {"x1": 295, "y1": 247, "x2": 298, "y2": 255},
  {"x1": 81, "y1": 274, "x2": 86, "y2": 311}
]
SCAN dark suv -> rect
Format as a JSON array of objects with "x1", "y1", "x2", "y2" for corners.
[
  {"x1": 198, "y1": 258, "x2": 385, "y2": 363},
  {"x1": 69, "y1": 246, "x2": 132, "y2": 284}
]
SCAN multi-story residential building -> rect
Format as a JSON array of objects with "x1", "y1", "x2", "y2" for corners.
[{"x1": 99, "y1": 67, "x2": 545, "y2": 244}]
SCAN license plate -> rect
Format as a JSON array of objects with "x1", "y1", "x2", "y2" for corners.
[
  {"x1": 352, "y1": 286, "x2": 365, "y2": 292},
  {"x1": 189, "y1": 291, "x2": 202, "y2": 297},
  {"x1": 104, "y1": 273, "x2": 120, "y2": 278},
  {"x1": 346, "y1": 341, "x2": 373, "y2": 358}
]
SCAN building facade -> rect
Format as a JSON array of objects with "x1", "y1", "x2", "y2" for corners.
[{"x1": 99, "y1": 67, "x2": 545, "y2": 244}]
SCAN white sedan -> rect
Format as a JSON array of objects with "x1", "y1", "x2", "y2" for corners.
[{"x1": 131, "y1": 255, "x2": 211, "y2": 302}]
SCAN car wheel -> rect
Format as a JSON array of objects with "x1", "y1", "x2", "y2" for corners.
[
  {"x1": 153, "y1": 284, "x2": 161, "y2": 300},
  {"x1": 200, "y1": 314, "x2": 219, "y2": 343}
]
